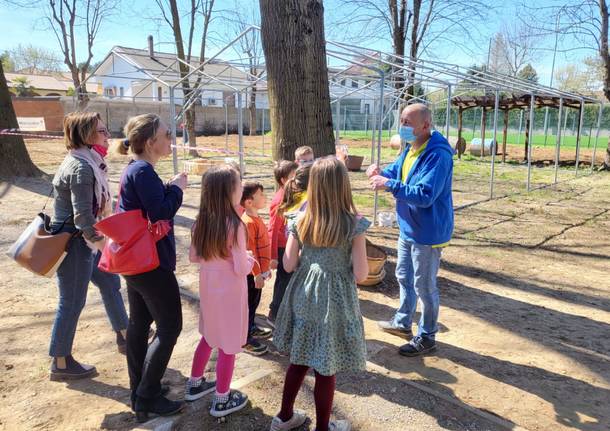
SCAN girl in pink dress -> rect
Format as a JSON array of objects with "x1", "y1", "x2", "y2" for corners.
[{"x1": 185, "y1": 165, "x2": 254, "y2": 417}]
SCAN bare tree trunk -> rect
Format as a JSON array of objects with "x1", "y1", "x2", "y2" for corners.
[
  {"x1": 456, "y1": 107, "x2": 465, "y2": 159},
  {"x1": 405, "y1": 0, "x2": 422, "y2": 101},
  {"x1": 0, "y1": 62, "x2": 41, "y2": 178},
  {"x1": 248, "y1": 63, "x2": 258, "y2": 136},
  {"x1": 166, "y1": 0, "x2": 198, "y2": 157},
  {"x1": 390, "y1": 0, "x2": 408, "y2": 94},
  {"x1": 248, "y1": 86, "x2": 257, "y2": 136},
  {"x1": 184, "y1": 108, "x2": 197, "y2": 157},
  {"x1": 599, "y1": 1, "x2": 610, "y2": 101},
  {"x1": 259, "y1": 0, "x2": 335, "y2": 160}
]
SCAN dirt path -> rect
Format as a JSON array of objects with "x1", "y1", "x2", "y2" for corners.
[{"x1": 1, "y1": 139, "x2": 609, "y2": 430}]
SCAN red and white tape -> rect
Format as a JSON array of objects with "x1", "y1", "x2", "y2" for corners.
[
  {"x1": 0, "y1": 129, "x2": 63, "y2": 140},
  {"x1": 171, "y1": 144, "x2": 269, "y2": 159}
]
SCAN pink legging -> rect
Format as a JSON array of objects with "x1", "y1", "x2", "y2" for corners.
[{"x1": 190, "y1": 336, "x2": 235, "y2": 394}]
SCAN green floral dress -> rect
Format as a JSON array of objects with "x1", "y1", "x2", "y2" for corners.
[{"x1": 273, "y1": 216, "x2": 370, "y2": 376}]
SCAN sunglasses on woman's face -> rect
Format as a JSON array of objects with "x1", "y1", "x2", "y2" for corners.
[{"x1": 97, "y1": 128, "x2": 111, "y2": 137}]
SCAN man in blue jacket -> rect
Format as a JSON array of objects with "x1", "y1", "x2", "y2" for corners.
[{"x1": 368, "y1": 103, "x2": 454, "y2": 356}]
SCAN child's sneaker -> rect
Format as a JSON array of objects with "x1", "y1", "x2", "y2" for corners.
[
  {"x1": 269, "y1": 409, "x2": 308, "y2": 430},
  {"x1": 244, "y1": 339, "x2": 268, "y2": 356},
  {"x1": 210, "y1": 390, "x2": 248, "y2": 417},
  {"x1": 251, "y1": 326, "x2": 273, "y2": 339},
  {"x1": 329, "y1": 420, "x2": 351, "y2": 431},
  {"x1": 185, "y1": 376, "x2": 216, "y2": 401}
]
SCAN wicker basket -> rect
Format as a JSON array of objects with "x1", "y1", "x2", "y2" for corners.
[
  {"x1": 345, "y1": 155, "x2": 364, "y2": 171},
  {"x1": 183, "y1": 159, "x2": 217, "y2": 176},
  {"x1": 366, "y1": 240, "x2": 387, "y2": 276},
  {"x1": 359, "y1": 267, "x2": 386, "y2": 287}
]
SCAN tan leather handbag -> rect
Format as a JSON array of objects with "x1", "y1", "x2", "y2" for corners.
[{"x1": 7, "y1": 213, "x2": 75, "y2": 278}]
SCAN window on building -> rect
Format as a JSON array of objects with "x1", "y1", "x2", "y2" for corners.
[
  {"x1": 351, "y1": 80, "x2": 358, "y2": 88},
  {"x1": 157, "y1": 87, "x2": 162, "y2": 101},
  {"x1": 119, "y1": 87, "x2": 124, "y2": 97},
  {"x1": 340, "y1": 79, "x2": 346, "y2": 86},
  {"x1": 208, "y1": 98, "x2": 217, "y2": 106}
]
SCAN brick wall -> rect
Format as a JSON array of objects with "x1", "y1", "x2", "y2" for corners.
[{"x1": 12, "y1": 97, "x2": 65, "y2": 131}]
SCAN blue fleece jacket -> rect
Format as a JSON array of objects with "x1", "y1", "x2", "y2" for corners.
[
  {"x1": 381, "y1": 130, "x2": 454, "y2": 245},
  {"x1": 119, "y1": 160, "x2": 183, "y2": 271}
]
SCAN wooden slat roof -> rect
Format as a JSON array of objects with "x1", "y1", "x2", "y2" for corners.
[{"x1": 452, "y1": 94, "x2": 587, "y2": 110}]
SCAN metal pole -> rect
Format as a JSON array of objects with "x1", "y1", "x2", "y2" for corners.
[
  {"x1": 517, "y1": 109, "x2": 524, "y2": 146},
  {"x1": 373, "y1": 73, "x2": 385, "y2": 226},
  {"x1": 169, "y1": 87, "x2": 178, "y2": 175},
  {"x1": 335, "y1": 99, "x2": 341, "y2": 147},
  {"x1": 370, "y1": 100, "x2": 377, "y2": 163},
  {"x1": 490, "y1": 89, "x2": 499, "y2": 198},
  {"x1": 237, "y1": 91, "x2": 244, "y2": 174},
  {"x1": 224, "y1": 101, "x2": 229, "y2": 150},
  {"x1": 343, "y1": 107, "x2": 347, "y2": 133},
  {"x1": 543, "y1": 107, "x2": 550, "y2": 146},
  {"x1": 591, "y1": 103, "x2": 603, "y2": 172},
  {"x1": 445, "y1": 84, "x2": 452, "y2": 138},
  {"x1": 527, "y1": 93, "x2": 535, "y2": 191},
  {"x1": 364, "y1": 106, "x2": 368, "y2": 133},
  {"x1": 262, "y1": 108, "x2": 265, "y2": 156},
  {"x1": 575, "y1": 99, "x2": 584, "y2": 176},
  {"x1": 554, "y1": 98, "x2": 563, "y2": 184}
]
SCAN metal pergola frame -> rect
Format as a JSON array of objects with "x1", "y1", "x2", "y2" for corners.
[{"x1": 81, "y1": 25, "x2": 604, "y2": 222}]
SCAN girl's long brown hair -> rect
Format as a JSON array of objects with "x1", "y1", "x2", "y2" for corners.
[
  {"x1": 192, "y1": 165, "x2": 244, "y2": 260},
  {"x1": 278, "y1": 165, "x2": 310, "y2": 216},
  {"x1": 297, "y1": 158, "x2": 357, "y2": 248}
]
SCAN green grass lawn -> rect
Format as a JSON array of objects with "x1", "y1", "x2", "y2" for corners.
[{"x1": 338, "y1": 129, "x2": 604, "y2": 149}]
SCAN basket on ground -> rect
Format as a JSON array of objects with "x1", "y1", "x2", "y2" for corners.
[
  {"x1": 183, "y1": 159, "x2": 218, "y2": 176},
  {"x1": 358, "y1": 240, "x2": 388, "y2": 287}
]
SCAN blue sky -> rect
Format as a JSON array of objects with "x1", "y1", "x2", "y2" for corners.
[{"x1": 0, "y1": 0, "x2": 597, "y2": 86}]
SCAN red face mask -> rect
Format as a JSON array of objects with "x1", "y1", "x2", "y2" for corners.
[{"x1": 92, "y1": 145, "x2": 108, "y2": 158}]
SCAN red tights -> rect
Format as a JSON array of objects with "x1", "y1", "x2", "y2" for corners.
[{"x1": 278, "y1": 363, "x2": 336, "y2": 431}]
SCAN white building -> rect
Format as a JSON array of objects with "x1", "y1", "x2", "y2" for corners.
[{"x1": 89, "y1": 39, "x2": 268, "y2": 109}]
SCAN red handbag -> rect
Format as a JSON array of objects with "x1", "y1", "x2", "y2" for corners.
[{"x1": 94, "y1": 172, "x2": 171, "y2": 275}]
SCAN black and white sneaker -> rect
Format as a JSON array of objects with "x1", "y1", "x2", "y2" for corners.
[
  {"x1": 398, "y1": 336, "x2": 437, "y2": 357},
  {"x1": 185, "y1": 377, "x2": 216, "y2": 401},
  {"x1": 251, "y1": 326, "x2": 273, "y2": 339},
  {"x1": 210, "y1": 390, "x2": 248, "y2": 417},
  {"x1": 243, "y1": 339, "x2": 269, "y2": 356}
]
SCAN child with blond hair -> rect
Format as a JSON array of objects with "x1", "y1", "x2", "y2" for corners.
[{"x1": 270, "y1": 158, "x2": 370, "y2": 431}]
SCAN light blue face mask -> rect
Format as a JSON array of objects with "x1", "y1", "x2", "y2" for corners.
[{"x1": 399, "y1": 126, "x2": 416, "y2": 143}]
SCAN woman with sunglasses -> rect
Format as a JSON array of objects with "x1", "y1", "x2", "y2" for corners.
[
  {"x1": 113, "y1": 113, "x2": 187, "y2": 421},
  {"x1": 49, "y1": 112, "x2": 130, "y2": 381}
]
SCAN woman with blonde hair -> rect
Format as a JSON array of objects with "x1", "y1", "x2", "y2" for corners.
[
  {"x1": 270, "y1": 157, "x2": 370, "y2": 431},
  {"x1": 113, "y1": 113, "x2": 188, "y2": 421},
  {"x1": 49, "y1": 111, "x2": 129, "y2": 381}
]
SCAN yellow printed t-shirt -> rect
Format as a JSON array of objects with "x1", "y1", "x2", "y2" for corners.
[
  {"x1": 400, "y1": 140, "x2": 449, "y2": 249},
  {"x1": 284, "y1": 191, "x2": 307, "y2": 214}
]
